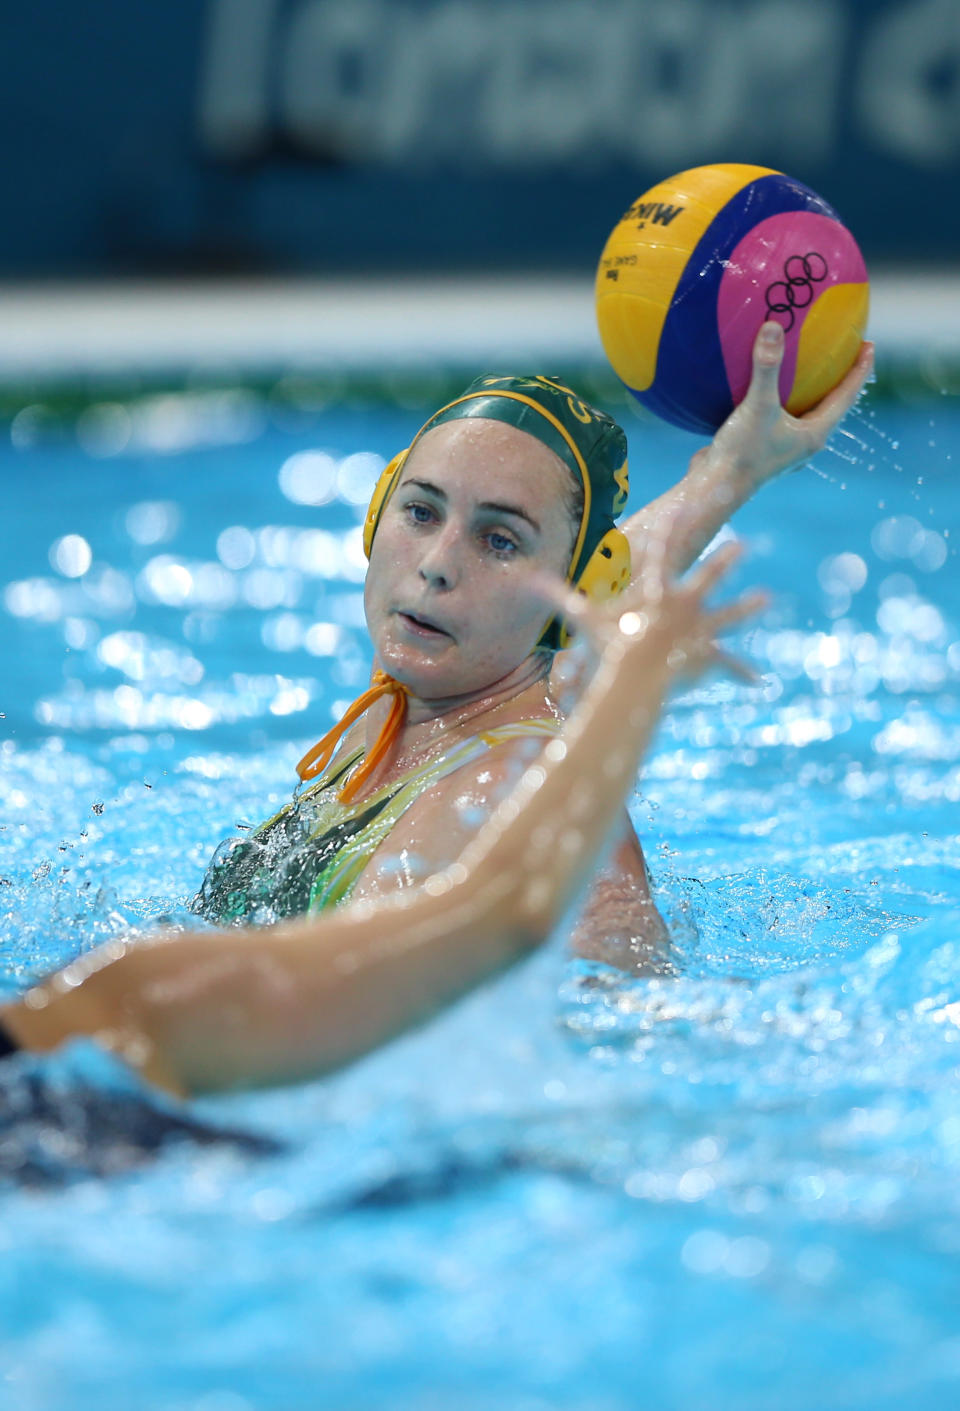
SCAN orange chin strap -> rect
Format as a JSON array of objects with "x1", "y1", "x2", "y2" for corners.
[{"x1": 296, "y1": 669, "x2": 410, "y2": 804}]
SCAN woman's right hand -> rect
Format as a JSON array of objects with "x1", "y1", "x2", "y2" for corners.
[
  {"x1": 629, "y1": 538, "x2": 767, "y2": 685},
  {"x1": 555, "y1": 532, "x2": 767, "y2": 690}
]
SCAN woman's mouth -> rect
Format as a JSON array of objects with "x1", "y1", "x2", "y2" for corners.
[{"x1": 397, "y1": 610, "x2": 453, "y2": 640}]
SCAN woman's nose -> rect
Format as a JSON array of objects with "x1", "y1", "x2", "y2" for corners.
[{"x1": 418, "y1": 525, "x2": 460, "y2": 589}]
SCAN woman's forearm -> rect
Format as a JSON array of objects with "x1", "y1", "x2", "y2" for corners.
[
  {"x1": 621, "y1": 453, "x2": 751, "y2": 577},
  {"x1": 457, "y1": 617, "x2": 674, "y2": 933},
  {"x1": 1, "y1": 614, "x2": 675, "y2": 1096}
]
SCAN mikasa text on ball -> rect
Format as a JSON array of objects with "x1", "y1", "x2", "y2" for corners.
[{"x1": 595, "y1": 163, "x2": 870, "y2": 434}]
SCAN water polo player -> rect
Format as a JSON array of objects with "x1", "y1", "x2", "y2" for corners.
[
  {"x1": 196, "y1": 326, "x2": 874, "y2": 973},
  {"x1": 195, "y1": 369, "x2": 676, "y2": 972}
]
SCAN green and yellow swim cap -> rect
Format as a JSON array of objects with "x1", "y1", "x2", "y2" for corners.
[{"x1": 363, "y1": 374, "x2": 631, "y2": 649}]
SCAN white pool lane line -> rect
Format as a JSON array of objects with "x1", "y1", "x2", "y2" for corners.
[{"x1": 0, "y1": 272, "x2": 957, "y2": 379}]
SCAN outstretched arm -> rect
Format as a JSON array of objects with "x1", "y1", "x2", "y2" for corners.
[
  {"x1": 1, "y1": 550, "x2": 756, "y2": 1097},
  {"x1": 566, "y1": 818, "x2": 672, "y2": 975},
  {"x1": 623, "y1": 322, "x2": 875, "y2": 577}
]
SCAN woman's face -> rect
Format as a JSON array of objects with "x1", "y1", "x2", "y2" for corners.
[{"x1": 363, "y1": 418, "x2": 576, "y2": 700}]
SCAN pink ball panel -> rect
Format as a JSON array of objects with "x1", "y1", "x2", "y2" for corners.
[{"x1": 717, "y1": 212, "x2": 868, "y2": 407}]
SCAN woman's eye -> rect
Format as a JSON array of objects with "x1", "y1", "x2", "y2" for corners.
[
  {"x1": 487, "y1": 532, "x2": 517, "y2": 555},
  {"x1": 407, "y1": 502, "x2": 434, "y2": 524}
]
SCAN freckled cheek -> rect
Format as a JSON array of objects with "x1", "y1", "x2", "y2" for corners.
[
  {"x1": 471, "y1": 598, "x2": 547, "y2": 669},
  {"x1": 489, "y1": 575, "x2": 545, "y2": 631},
  {"x1": 364, "y1": 530, "x2": 407, "y2": 603},
  {"x1": 362, "y1": 568, "x2": 378, "y2": 624},
  {"x1": 362, "y1": 562, "x2": 395, "y2": 648}
]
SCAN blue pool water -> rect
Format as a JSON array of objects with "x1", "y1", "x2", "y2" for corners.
[{"x1": 1, "y1": 382, "x2": 959, "y2": 1411}]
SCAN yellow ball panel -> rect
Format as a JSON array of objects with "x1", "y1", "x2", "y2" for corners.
[
  {"x1": 596, "y1": 290, "x2": 676, "y2": 394},
  {"x1": 596, "y1": 164, "x2": 778, "y2": 390},
  {"x1": 661, "y1": 161, "x2": 779, "y2": 206},
  {"x1": 786, "y1": 281, "x2": 870, "y2": 416}
]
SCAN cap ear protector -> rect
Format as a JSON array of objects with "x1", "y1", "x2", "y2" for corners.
[
  {"x1": 363, "y1": 449, "x2": 409, "y2": 559},
  {"x1": 556, "y1": 524, "x2": 631, "y2": 649}
]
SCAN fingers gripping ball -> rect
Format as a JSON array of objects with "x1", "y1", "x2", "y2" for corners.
[{"x1": 595, "y1": 163, "x2": 870, "y2": 434}]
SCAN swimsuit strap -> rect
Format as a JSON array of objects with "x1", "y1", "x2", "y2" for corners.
[{"x1": 307, "y1": 715, "x2": 563, "y2": 818}]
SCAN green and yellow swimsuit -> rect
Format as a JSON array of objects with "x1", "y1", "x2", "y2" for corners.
[{"x1": 195, "y1": 718, "x2": 562, "y2": 924}]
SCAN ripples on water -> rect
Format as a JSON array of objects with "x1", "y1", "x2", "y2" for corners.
[{"x1": 1, "y1": 387, "x2": 959, "y2": 1410}]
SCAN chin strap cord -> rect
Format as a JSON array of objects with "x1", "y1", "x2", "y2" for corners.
[{"x1": 296, "y1": 669, "x2": 410, "y2": 804}]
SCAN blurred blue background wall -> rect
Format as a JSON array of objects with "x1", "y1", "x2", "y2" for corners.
[{"x1": 4, "y1": 0, "x2": 959, "y2": 278}]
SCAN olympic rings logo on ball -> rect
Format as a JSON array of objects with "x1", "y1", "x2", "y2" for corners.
[{"x1": 764, "y1": 252, "x2": 828, "y2": 331}]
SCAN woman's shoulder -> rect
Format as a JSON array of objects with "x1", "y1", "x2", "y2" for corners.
[
  {"x1": 349, "y1": 718, "x2": 566, "y2": 905},
  {"x1": 456, "y1": 681, "x2": 565, "y2": 744}
]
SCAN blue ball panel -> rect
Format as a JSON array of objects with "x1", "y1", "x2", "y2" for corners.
[{"x1": 629, "y1": 174, "x2": 842, "y2": 434}]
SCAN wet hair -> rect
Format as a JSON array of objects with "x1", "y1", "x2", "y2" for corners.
[{"x1": 560, "y1": 469, "x2": 586, "y2": 562}]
